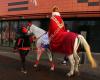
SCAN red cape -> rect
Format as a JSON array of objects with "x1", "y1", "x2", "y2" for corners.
[{"x1": 48, "y1": 16, "x2": 78, "y2": 56}]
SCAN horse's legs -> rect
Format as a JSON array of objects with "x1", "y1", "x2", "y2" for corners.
[
  {"x1": 34, "y1": 47, "x2": 45, "y2": 67},
  {"x1": 67, "y1": 54, "x2": 75, "y2": 77},
  {"x1": 34, "y1": 38, "x2": 44, "y2": 67},
  {"x1": 46, "y1": 48, "x2": 53, "y2": 61},
  {"x1": 46, "y1": 48, "x2": 55, "y2": 71},
  {"x1": 73, "y1": 38, "x2": 80, "y2": 73}
]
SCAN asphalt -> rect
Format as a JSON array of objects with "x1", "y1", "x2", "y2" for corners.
[{"x1": 0, "y1": 46, "x2": 100, "y2": 80}]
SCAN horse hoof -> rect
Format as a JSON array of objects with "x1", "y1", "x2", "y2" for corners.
[
  {"x1": 66, "y1": 74, "x2": 73, "y2": 78},
  {"x1": 66, "y1": 73, "x2": 74, "y2": 77},
  {"x1": 50, "y1": 66, "x2": 55, "y2": 71},
  {"x1": 62, "y1": 60, "x2": 67, "y2": 64},
  {"x1": 50, "y1": 67, "x2": 54, "y2": 71},
  {"x1": 21, "y1": 69, "x2": 27, "y2": 74},
  {"x1": 33, "y1": 64, "x2": 38, "y2": 68},
  {"x1": 50, "y1": 64, "x2": 55, "y2": 71},
  {"x1": 22, "y1": 71, "x2": 27, "y2": 74}
]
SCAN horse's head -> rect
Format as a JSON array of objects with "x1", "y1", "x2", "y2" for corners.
[{"x1": 27, "y1": 21, "x2": 32, "y2": 27}]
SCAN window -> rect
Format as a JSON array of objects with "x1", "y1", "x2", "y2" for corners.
[
  {"x1": 77, "y1": 0, "x2": 88, "y2": 3},
  {"x1": 88, "y1": 2, "x2": 99, "y2": 6}
]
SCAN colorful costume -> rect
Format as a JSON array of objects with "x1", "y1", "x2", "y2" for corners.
[
  {"x1": 17, "y1": 26, "x2": 31, "y2": 74},
  {"x1": 48, "y1": 12, "x2": 78, "y2": 56}
]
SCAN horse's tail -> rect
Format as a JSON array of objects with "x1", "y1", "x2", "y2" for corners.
[{"x1": 78, "y1": 35, "x2": 97, "y2": 68}]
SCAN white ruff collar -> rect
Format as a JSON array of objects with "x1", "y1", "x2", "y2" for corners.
[{"x1": 52, "y1": 12, "x2": 60, "y2": 16}]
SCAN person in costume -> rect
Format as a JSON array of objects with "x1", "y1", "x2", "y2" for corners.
[
  {"x1": 48, "y1": 7, "x2": 97, "y2": 77},
  {"x1": 17, "y1": 25, "x2": 31, "y2": 74},
  {"x1": 48, "y1": 6, "x2": 77, "y2": 55}
]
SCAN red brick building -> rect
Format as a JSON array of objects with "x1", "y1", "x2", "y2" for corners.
[{"x1": 0, "y1": 0, "x2": 100, "y2": 19}]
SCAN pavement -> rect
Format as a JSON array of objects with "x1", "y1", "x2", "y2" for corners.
[{"x1": 0, "y1": 46, "x2": 100, "y2": 80}]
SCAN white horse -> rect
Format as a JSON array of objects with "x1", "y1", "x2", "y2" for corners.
[
  {"x1": 27, "y1": 23, "x2": 54, "y2": 70},
  {"x1": 48, "y1": 11, "x2": 97, "y2": 77},
  {"x1": 27, "y1": 21, "x2": 97, "y2": 77}
]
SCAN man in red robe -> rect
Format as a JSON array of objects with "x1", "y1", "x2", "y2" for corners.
[{"x1": 48, "y1": 7, "x2": 78, "y2": 56}]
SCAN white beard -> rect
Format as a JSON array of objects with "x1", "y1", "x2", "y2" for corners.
[{"x1": 52, "y1": 12, "x2": 60, "y2": 16}]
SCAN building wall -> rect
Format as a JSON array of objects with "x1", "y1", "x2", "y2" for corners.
[{"x1": 0, "y1": 0, "x2": 100, "y2": 18}]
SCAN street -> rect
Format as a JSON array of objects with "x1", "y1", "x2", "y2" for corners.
[{"x1": 0, "y1": 49, "x2": 100, "y2": 80}]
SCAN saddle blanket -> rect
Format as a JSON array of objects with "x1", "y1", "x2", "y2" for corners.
[{"x1": 50, "y1": 32, "x2": 78, "y2": 56}]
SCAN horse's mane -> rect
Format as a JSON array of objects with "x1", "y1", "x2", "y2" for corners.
[{"x1": 30, "y1": 24, "x2": 46, "y2": 38}]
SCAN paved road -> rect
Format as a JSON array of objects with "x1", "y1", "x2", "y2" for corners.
[
  {"x1": 0, "y1": 48, "x2": 100, "y2": 80},
  {"x1": 0, "y1": 55, "x2": 100, "y2": 80}
]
